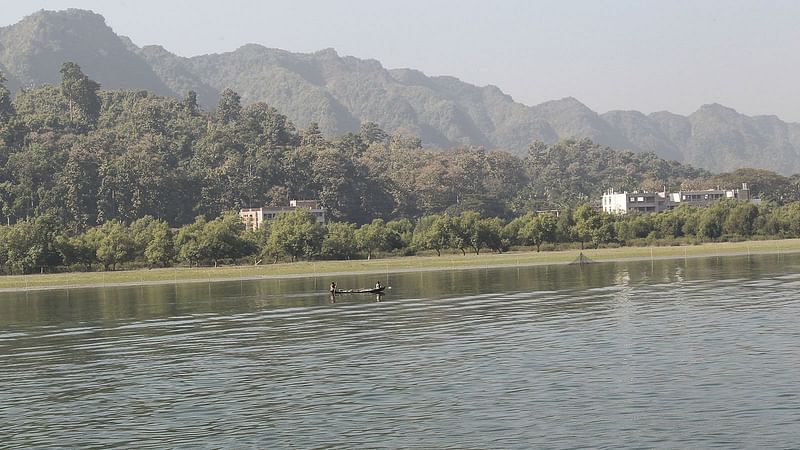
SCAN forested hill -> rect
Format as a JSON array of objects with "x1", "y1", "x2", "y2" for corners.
[
  {"x1": 2, "y1": 9, "x2": 800, "y2": 175},
  {"x1": 1, "y1": 61, "x2": 740, "y2": 232}
]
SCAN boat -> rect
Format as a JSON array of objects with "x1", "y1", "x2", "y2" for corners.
[{"x1": 333, "y1": 286, "x2": 386, "y2": 294}]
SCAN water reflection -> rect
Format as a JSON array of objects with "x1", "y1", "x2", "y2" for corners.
[
  {"x1": 329, "y1": 292, "x2": 384, "y2": 303},
  {"x1": 0, "y1": 252, "x2": 796, "y2": 326}
]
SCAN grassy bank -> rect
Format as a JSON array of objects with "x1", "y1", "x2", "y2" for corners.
[{"x1": 2, "y1": 238, "x2": 799, "y2": 292}]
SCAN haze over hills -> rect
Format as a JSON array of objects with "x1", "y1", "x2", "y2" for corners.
[{"x1": 2, "y1": 9, "x2": 800, "y2": 175}]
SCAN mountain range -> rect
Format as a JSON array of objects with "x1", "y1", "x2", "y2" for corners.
[{"x1": 2, "y1": 9, "x2": 799, "y2": 175}]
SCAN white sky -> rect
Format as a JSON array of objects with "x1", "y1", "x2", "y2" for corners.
[{"x1": 3, "y1": 0, "x2": 800, "y2": 122}]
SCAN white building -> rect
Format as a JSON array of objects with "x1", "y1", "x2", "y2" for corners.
[
  {"x1": 240, "y1": 200, "x2": 326, "y2": 230},
  {"x1": 602, "y1": 183, "x2": 758, "y2": 214}
]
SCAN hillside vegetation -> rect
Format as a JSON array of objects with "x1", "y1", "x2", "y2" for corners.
[
  {"x1": 1, "y1": 9, "x2": 800, "y2": 174},
  {"x1": 0, "y1": 64, "x2": 799, "y2": 274}
]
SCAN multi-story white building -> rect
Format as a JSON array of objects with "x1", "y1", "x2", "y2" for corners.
[
  {"x1": 602, "y1": 183, "x2": 757, "y2": 214},
  {"x1": 240, "y1": 200, "x2": 326, "y2": 230}
]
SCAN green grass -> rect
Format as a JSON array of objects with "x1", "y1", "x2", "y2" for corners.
[{"x1": 2, "y1": 238, "x2": 800, "y2": 291}]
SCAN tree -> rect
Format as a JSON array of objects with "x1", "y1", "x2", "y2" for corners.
[
  {"x1": 93, "y1": 220, "x2": 134, "y2": 271},
  {"x1": 654, "y1": 207, "x2": 687, "y2": 238},
  {"x1": 360, "y1": 122, "x2": 388, "y2": 145},
  {"x1": 321, "y1": 222, "x2": 358, "y2": 259},
  {"x1": 265, "y1": 209, "x2": 324, "y2": 262},
  {"x1": 60, "y1": 146, "x2": 100, "y2": 233},
  {"x1": 197, "y1": 212, "x2": 251, "y2": 266},
  {"x1": 451, "y1": 211, "x2": 483, "y2": 255},
  {"x1": 0, "y1": 71, "x2": 14, "y2": 123},
  {"x1": 55, "y1": 233, "x2": 98, "y2": 271},
  {"x1": 184, "y1": 90, "x2": 199, "y2": 115},
  {"x1": 0, "y1": 221, "x2": 42, "y2": 274},
  {"x1": 355, "y1": 219, "x2": 392, "y2": 260},
  {"x1": 555, "y1": 208, "x2": 574, "y2": 243},
  {"x1": 712, "y1": 169, "x2": 796, "y2": 204},
  {"x1": 480, "y1": 217, "x2": 507, "y2": 253},
  {"x1": 590, "y1": 213, "x2": 616, "y2": 248},
  {"x1": 698, "y1": 200, "x2": 734, "y2": 240},
  {"x1": 615, "y1": 213, "x2": 655, "y2": 242},
  {"x1": 0, "y1": 216, "x2": 60, "y2": 274},
  {"x1": 503, "y1": 215, "x2": 528, "y2": 247},
  {"x1": 312, "y1": 146, "x2": 363, "y2": 222},
  {"x1": 175, "y1": 217, "x2": 206, "y2": 267},
  {"x1": 412, "y1": 214, "x2": 451, "y2": 256},
  {"x1": 59, "y1": 62, "x2": 101, "y2": 124},
  {"x1": 386, "y1": 218, "x2": 414, "y2": 251},
  {"x1": 723, "y1": 202, "x2": 759, "y2": 237},
  {"x1": 519, "y1": 213, "x2": 557, "y2": 252},
  {"x1": 129, "y1": 216, "x2": 175, "y2": 267},
  {"x1": 572, "y1": 204, "x2": 600, "y2": 249},
  {"x1": 216, "y1": 88, "x2": 241, "y2": 125}
]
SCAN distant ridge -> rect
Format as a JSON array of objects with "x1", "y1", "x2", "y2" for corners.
[{"x1": 2, "y1": 9, "x2": 800, "y2": 175}]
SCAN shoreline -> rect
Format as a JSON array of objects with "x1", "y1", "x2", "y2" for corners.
[{"x1": 1, "y1": 239, "x2": 799, "y2": 293}]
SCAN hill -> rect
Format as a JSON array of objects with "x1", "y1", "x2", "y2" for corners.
[{"x1": 2, "y1": 9, "x2": 800, "y2": 174}]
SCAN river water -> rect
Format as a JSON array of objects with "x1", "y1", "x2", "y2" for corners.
[{"x1": 2, "y1": 253, "x2": 800, "y2": 448}]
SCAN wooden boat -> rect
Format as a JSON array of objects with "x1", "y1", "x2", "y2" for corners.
[{"x1": 333, "y1": 286, "x2": 386, "y2": 294}]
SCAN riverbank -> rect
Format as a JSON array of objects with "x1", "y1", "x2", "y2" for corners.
[{"x1": 1, "y1": 238, "x2": 799, "y2": 292}]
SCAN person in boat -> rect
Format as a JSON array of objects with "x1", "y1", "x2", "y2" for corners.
[
  {"x1": 330, "y1": 282, "x2": 337, "y2": 294},
  {"x1": 375, "y1": 281, "x2": 382, "y2": 290}
]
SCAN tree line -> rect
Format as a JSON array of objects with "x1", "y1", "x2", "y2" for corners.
[
  {"x1": 2, "y1": 63, "x2": 800, "y2": 274},
  {"x1": 3, "y1": 63, "x2": 799, "y2": 230},
  {"x1": 2, "y1": 199, "x2": 800, "y2": 274}
]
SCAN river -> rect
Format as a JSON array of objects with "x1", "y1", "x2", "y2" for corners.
[{"x1": 2, "y1": 253, "x2": 800, "y2": 448}]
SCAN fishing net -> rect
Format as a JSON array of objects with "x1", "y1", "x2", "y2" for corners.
[{"x1": 569, "y1": 252, "x2": 596, "y2": 265}]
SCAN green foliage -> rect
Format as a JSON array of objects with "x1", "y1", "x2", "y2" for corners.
[
  {"x1": 55, "y1": 233, "x2": 98, "y2": 270},
  {"x1": 4, "y1": 9, "x2": 800, "y2": 177},
  {"x1": 523, "y1": 139, "x2": 708, "y2": 210},
  {"x1": 0, "y1": 216, "x2": 60, "y2": 274},
  {"x1": 174, "y1": 217, "x2": 206, "y2": 266},
  {"x1": 321, "y1": 222, "x2": 358, "y2": 259},
  {"x1": 91, "y1": 220, "x2": 135, "y2": 271},
  {"x1": 0, "y1": 71, "x2": 14, "y2": 123},
  {"x1": 1, "y1": 63, "x2": 800, "y2": 276},
  {"x1": 216, "y1": 88, "x2": 241, "y2": 125},
  {"x1": 355, "y1": 218, "x2": 392, "y2": 259},
  {"x1": 386, "y1": 218, "x2": 414, "y2": 251},
  {"x1": 450, "y1": 211, "x2": 480, "y2": 255},
  {"x1": 60, "y1": 62, "x2": 101, "y2": 125},
  {"x1": 518, "y1": 213, "x2": 558, "y2": 252},
  {"x1": 698, "y1": 201, "x2": 732, "y2": 239},
  {"x1": 723, "y1": 202, "x2": 759, "y2": 236},
  {"x1": 412, "y1": 214, "x2": 452, "y2": 256},
  {"x1": 265, "y1": 209, "x2": 323, "y2": 262},
  {"x1": 197, "y1": 212, "x2": 252, "y2": 265},
  {"x1": 130, "y1": 216, "x2": 174, "y2": 267},
  {"x1": 572, "y1": 204, "x2": 599, "y2": 249},
  {"x1": 479, "y1": 217, "x2": 507, "y2": 253}
]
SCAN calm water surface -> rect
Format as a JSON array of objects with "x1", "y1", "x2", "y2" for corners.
[{"x1": 2, "y1": 254, "x2": 800, "y2": 448}]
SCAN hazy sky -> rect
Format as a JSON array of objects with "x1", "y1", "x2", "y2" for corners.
[{"x1": 4, "y1": 0, "x2": 800, "y2": 121}]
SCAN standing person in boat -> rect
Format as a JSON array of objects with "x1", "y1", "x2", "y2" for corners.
[{"x1": 330, "y1": 282, "x2": 337, "y2": 294}]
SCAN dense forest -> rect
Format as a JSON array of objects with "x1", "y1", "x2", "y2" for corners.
[
  {"x1": 4, "y1": 9, "x2": 800, "y2": 175},
  {"x1": 2, "y1": 64, "x2": 800, "y2": 274}
]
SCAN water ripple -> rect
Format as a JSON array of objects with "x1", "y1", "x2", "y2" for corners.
[{"x1": 3, "y1": 256, "x2": 800, "y2": 448}]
